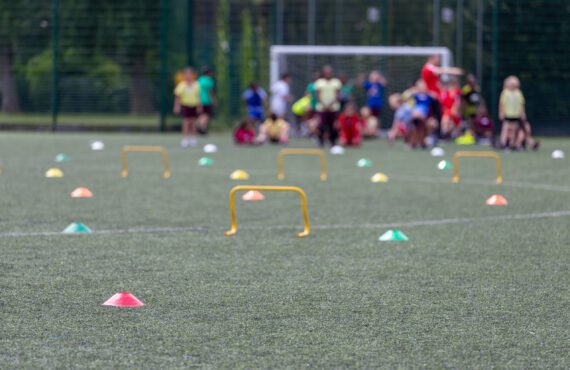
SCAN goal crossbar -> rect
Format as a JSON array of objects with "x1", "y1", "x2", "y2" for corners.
[{"x1": 270, "y1": 45, "x2": 452, "y2": 86}]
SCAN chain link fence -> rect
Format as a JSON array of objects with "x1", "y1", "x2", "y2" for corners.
[{"x1": 0, "y1": 0, "x2": 568, "y2": 133}]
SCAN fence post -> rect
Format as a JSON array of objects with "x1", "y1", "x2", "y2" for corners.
[
  {"x1": 186, "y1": 0, "x2": 193, "y2": 66},
  {"x1": 491, "y1": 0, "x2": 499, "y2": 121},
  {"x1": 50, "y1": 0, "x2": 59, "y2": 131},
  {"x1": 455, "y1": 0, "x2": 463, "y2": 67},
  {"x1": 159, "y1": 0, "x2": 169, "y2": 132},
  {"x1": 432, "y1": 0, "x2": 440, "y2": 45},
  {"x1": 380, "y1": 0, "x2": 388, "y2": 45},
  {"x1": 476, "y1": 0, "x2": 483, "y2": 85}
]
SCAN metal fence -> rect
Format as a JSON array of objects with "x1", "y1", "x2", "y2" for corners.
[{"x1": 0, "y1": 0, "x2": 568, "y2": 133}]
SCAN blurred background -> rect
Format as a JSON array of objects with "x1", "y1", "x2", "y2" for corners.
[{"x1": 0, "y1": 0, "x2": 568, "y2": 133}]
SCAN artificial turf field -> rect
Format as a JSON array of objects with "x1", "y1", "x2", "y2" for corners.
[{"x1": 1, "y1": 132, "x2": 569, "y2": 368}]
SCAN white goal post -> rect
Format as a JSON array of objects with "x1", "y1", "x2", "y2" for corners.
[{"x1": 270, "y1": 45, "x2": 453, "y2": 87}]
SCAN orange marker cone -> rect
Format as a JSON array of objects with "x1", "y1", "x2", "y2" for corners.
[
  {"x1": 70, "y1": 187, "x2": 93, "y2": 198},
  {"x1": 102, "y1": 292, "x2": 144, "y2": 307},
  {"x1": 242, "y1": 190, "x2": 265, "y2": 201},
  {"x1": 486, "y1": 194, "x2": 508, "y2": 206}
]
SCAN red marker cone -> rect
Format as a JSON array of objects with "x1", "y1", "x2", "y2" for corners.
[
  {"x1": 71, "y1": 187, "x2": 93, "y2": 198},
  {"x1": 486, "y1": 194, "x2": 508, "y2": 206},
  {"x1": 102, "y1": 292, "x2": 144, "y2": 307},
  {"x1": 242, "y1": 190, "x2": 265, "y2": 201}
]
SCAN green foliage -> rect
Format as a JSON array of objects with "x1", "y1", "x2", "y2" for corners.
[
  {"x1": 239, "y1": 9, "x2": 255, "y2": 117},
  {"x1": 214, "y1": 0, "x2": 231, "y2": 124},
  {"x1": 23, "y1": 48, "x2": 127, "y2": 112}
]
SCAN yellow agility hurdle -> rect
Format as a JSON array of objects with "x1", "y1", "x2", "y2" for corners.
[
  {"x1": 277, "y1": 148, "x2": 327, "y2": 181},
  {"x1": 452, "y1": 151, "x2": 503, "y2": 184},
  {"x1": 225, "y1": 185, "x2": 310, "y2": 238},
  {"x1": 121, "y1": 146, "x2": 171, "y2": 179}
]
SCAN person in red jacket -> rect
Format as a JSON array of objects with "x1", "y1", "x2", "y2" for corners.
[{"x1": 338, "y1": 103, "x2": 364, "y2": 147}]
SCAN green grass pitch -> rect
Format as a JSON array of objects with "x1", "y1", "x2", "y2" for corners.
[{"x1": 1, "y1": 133, "x2": 569, "y2": 368}]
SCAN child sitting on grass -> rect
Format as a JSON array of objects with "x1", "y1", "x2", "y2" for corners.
[
  {"x1": 338, "y1": 103, "x2": 364, "y2": 147},
  {"x1": 472, "y1": 102, "x2": 494, "y2": 145},
  {"x1": 256, "y1": 113, "x2": 290, "y2": 144},
  {"x1": 387, "y1": 93, "x2": 413, "y2": 143},
  {"x1": 360, "y1": 106, "x2": 379, "y2": 138},
  {"x1": 234, "y1": 119, "x2": 257, "y2": 145}
]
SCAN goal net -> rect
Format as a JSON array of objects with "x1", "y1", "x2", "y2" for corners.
[{"x1": 270, "y1": 46, "x2": 453, "y2": 128}]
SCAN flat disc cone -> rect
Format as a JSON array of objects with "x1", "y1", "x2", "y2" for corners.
[
  {"x1": 71, "y1": 187, "x2": 93, "y2": 198},
  {"x1": 230, "y1": 170, "x2": 250, "y2": 180},
  {"x1": 102, "y1": 292, "x2": 144, "y2": 307},
  {"x1": 198, "y1": 157, "x2": 213, "y2": 166},
  {"x1": 486, "y1": 194, "x2": 508, "y2": 206},
  {"x1": 371, "y1": 173, "x2": 389, "y2": 183},
  {"x1": 55, "y1": 154, "x2": 70, "y2": 162},
  {"x1": 46, "y1": 168, "x2": 64, "y2": 178},
  {"x1": 62, "y1": 222, "x2": 93, "y2": 234},
  {"x1": 438, "y1": 160, "x2": 452, "y2": 170},
  {"x1": 357, "y1": 159, "x2": 372, "y2": 168},
  {"x1": 242, "y1": 190, "x2": 265, "y2": 201},
  {"x1": 379, "y1": 229, "x2": 409, "y2": 241}
]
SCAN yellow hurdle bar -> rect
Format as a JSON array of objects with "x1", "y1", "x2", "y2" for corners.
[
  {"x1": 277, "y1": 148, "x2": 327, "y2": 181},
  {"x1": 452, "y1": 151, "x2": 503, "y2": 184},
  {"x1": 121, "y1": 145, "x2": 171, "y2": 179},
  {"x1": 225, "y1": 185, "x2": 310, "y2": 238}
]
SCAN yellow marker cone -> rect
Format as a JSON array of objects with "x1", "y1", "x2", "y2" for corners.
[
  {"x1": 242, "y1": 190, "x2": 265, "y2": 201},
  {"x1": 230, "y1": 170, "x2": 250, "y2": 180},
  {"x1": 45, "y1": 168, "x2": 64, "y2": 178},
  {"x1": 371, "y1": 173, "x2": 389, "y2": 183}
]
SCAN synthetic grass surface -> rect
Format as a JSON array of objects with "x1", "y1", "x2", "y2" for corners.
[{"x1": 1, "y1": 133, "x2": 569, "y2": 368}]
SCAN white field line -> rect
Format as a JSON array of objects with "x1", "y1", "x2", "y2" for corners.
[{"x1": 1, "y1": 210, "x2": 569, "y2": 238}]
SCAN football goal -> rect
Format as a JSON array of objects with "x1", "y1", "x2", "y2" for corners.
[{"x1": 270, "y1": 45, "x2": 453, "y2": 128}]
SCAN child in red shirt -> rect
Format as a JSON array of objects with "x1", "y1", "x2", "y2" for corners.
[
  {"x1": 440, "y1": 79, "x2": 462, "y2": 138},
  {"x1": 338, "y1": 103, "x2": 363, "y2": 147},
  {"x1": 234, "y1": 119, "x2": 256, "y2": 145}
]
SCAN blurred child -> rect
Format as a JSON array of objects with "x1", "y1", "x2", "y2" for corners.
[
  {"x1": 360, "y1": 106, "x2": 379, "y2": 138},
  {"x1": 461, "y1": 74, "x2": 482, "y2": 132},
  {"x1": 440, "y1": 78, "x2": 462, "y2": 138},
  {"x1": 387, "y1": 93, "x2": 413, "y2": 143},
  {"x1": 257, "y1": 113, "x2": 290, "y2": 144},
  {"x1": 174, "y1": 67, "x2": 202, "y2": 148},
  {"x1": 516, "y1": 119, "x2": 540, "y2": 150},
  {"x1": 242, "y1": 82, "x2": 267, "y2": 123},
  {"x1": 234, "y1": 119, "x2": 257, "y2": 145},
  {"x1": 338, "y1": 103, "x2": 363, "y2": 147},
  {"x1": 472, "y1": 102, "x2": 494, "y2": 145},
  {"x1": 409, "y1": 80, "x2": 436, "y2": 148},
  {"x1": 363, "y1": 70, "x2": 387, "y2": 128},
  {"x1": 197, "y1": 68, "x2": 216, "y2": 135},
  {"x1": 499, "y1": 75, "x2": 538, "y2": 150}
]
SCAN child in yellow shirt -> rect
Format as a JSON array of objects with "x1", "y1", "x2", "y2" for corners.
[
  {"x1": 174, "y1": 68, "x2": 202, "y2": 148},
  {"x1": 499, "y1": 75, "x2": 539, "y2": 150},
  {"x1": 256, "y1": 113, "x2": 290, "y2": 144}
]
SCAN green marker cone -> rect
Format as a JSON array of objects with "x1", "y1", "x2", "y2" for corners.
[
  {"x1": 378, "y1": 229, "x2": 408, "y2": 241},
  {"x1": 55, "y1": 153, "x2": 70, "y2": 162},
  {"x1": 62, "y1": 222, "x2": 92, "y2": 234},
  {"x1": 357, "y1": 158, "x2": 373, "y2": 168},
  {"x1": 198, "y1": 157, "x2": 213, "y2": 166},
  {"x1": 437, "y1": 160, "x2": 452, "y2": 170}
]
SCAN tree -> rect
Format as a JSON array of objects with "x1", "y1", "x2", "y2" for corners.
[{"x1": 0, "y1": 0, "x2": 50, "y2": 113}]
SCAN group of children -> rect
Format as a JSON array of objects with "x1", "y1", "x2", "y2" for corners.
[{"x1": 174, "y1": 58, "x2": 539, "y2": 152}]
